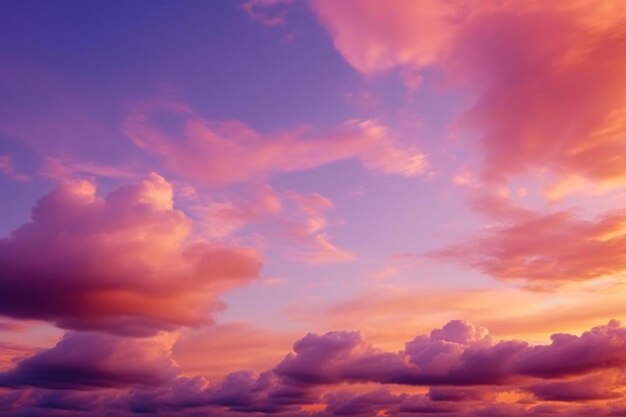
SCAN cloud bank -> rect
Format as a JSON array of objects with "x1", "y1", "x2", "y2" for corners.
[{"x1": 3, "y1": 320, "x2": 626, "y2": 416}]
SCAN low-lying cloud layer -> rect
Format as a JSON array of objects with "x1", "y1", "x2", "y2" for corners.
[{"x1": 2, "y1": 320, "x2": 626, "y2": 416}]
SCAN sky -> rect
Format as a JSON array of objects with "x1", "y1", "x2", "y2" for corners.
[{"x1": 1, "y1": 0, "x2": 626, "y2": 416}]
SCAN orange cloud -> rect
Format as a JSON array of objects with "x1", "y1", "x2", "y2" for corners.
[{"x1": 432, "y1": 208, "x2": 626, "y2": 286}]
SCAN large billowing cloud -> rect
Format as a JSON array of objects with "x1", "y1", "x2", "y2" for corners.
[
  {"x1": 123, "y1": 100, "x2": 426, "y2": 184},
  {"x1": 2, "y1": 320, "x2": 626, "y2": 416},
  {"x1": 310, "y1": 0, "x2": 626, "y2": 186},
  {"x1": 0, "y1": 174, "x2": 262, "y2": 335}
]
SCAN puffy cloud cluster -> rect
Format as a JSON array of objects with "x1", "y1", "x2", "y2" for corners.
[
  {"x1": 1, "y1": 320, "x2": 626, "y2": 416},
  {"x1": 123, "y1": 100, "x2": 426, "y2": 185},
  {"x1": 0, "y1": 174, "x2": 261, "y2": 335},
  {"x1": 276, "y1": 320, "x2": 626, "y2": 387}
]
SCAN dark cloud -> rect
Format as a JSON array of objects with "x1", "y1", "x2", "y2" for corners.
[{"x1": 0, "y1": 332, "x2": 178, "y2": 390}]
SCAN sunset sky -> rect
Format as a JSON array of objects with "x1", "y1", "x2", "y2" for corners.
[{"x1": 2, "y1": 1, "x2": 626, "y2": 416}]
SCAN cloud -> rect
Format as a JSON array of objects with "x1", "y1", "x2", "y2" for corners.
[
  {"x1": 194, "y1": 185, "x2": 355, "y2": 264},
  {"x1": 322, "y1": 389, "x2": 403, "y2": 417},
  {"x1": 240, "y1": 0, "x2": 293, "y2": 27},
  {"x1": 123, "y1": 100, "x2": 426, "y2": 185},
  {"x1": 432, "y1": 207, "x2": 626, "y2": 285},
  {"x1": 125, "y1": 370, "x2": 316, "y2": 416},
  {"x1": 0, "y1": 342, "x2": 35, "y2": 373},
  {"x1": 310, "y1": 0, "x2": 459, "y2": 74},
  {"x1": 511, "y1": 320, "x2": 626, "y2": 378},
  {"x1": 275, "y1": 331, "x2": 366, "y2": 384},
  {"x1": 0, "y1": 173, "x2": 261, "y2": 335},
  {"x1": 2, "y1": 320, "x2": 626, "y2": 416},
  {"x1": 276, "y1": 320, "x2": 626, "y2": 387},
  {"x1": 0, "y1": 332, "x2": 178, "y2": 390},
  {"x1": 310, "y1": 1, "x2": 626, "y2": 186}
]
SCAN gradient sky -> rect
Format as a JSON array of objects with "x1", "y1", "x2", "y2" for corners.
[{"x1": 2, "y1": 1, "x2": 626, "y2": 416}]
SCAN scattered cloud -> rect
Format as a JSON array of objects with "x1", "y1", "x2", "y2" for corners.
[{"x1": 123, "y1": 100, "x2": 426, "y2": 185}]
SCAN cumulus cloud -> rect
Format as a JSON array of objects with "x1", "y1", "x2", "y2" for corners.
[
  {"x1": 0, "y1": 174, "x2": 261, "y2": 335},
  {"x1": 0, "y1": 332, "x2": 178, "y2": 390},
  {"x1": 123, "y1": 100, "x2": 426, "y2": 185},
  {"x1": 276, "y1": 320, "x2": 626, "y2": 387}
]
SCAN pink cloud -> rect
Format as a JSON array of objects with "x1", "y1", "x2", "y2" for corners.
[
  {"x1": 311, "y1": 1, "x2": 626, "y2": 186},
  {"x1": 123, "y1": 100, "x2": 426, "y2": 185},
  {"x1": 0, "y1": 174, "x2": 261, "y2": 335},
  {"x1": 0, "y1": 342, "x2": 35, "y2": 373},
  {"x1": 198, "y1": 185, "x2": 283, "y2": 239},
  {"x1": 195, "y1": 185, "x2": 354, "y2": 264}
]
